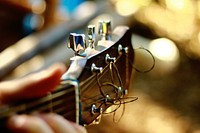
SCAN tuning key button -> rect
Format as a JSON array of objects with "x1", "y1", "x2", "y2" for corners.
[
  {"x1": 98, "y1": 20, "x2": 112, "y2": 40},
  {"x1": 105, "y1": 54, "x2": 116, "y2": 63},
  {"x1": 91, "y1": 63, "x2": 103, "y2": 74},
  {"x1": 118, "y1": 44, "x2": 128, "y2": 55},
  {"x1": 88, "y1": 25, "x2": 95, "y2": 48},
  {"x1": 68, "y1": 33, "x2": 86, "y2": 55}
]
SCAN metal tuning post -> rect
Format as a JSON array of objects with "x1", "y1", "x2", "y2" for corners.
[
  {"x1": 90, "y1": 104, "x2": 103, "y2": 124},
  {"x1": 117, "y1": 86, "x2": 129, "y2": 98},
  {"x1": 91, "y1": 63, "x2": 103, "y2": 74},
  {"x1": 68, "y1": 33, "x2": 86, "y2": 56},
  {"x1": 98, "y1": 20, "x2": 112, "y2": 40},
  {"x1": 88, "y1": 25, "x2": 95, "y2": 48},
  {"x1": 104, "y1": 94, "x2": 114, "y2": 103},
  {"x1": 91, "y1": 104, "x2": 103, "y2": 115},
  {"x1": 105, "y1": 54, "x2": 116, "y2": 64},
  {"x1": 118, "y1": 44, "x2": 128, "y2": 55}
]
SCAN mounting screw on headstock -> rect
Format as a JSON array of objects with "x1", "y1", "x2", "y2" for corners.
[
  {"x1": 68, "y1": 33, "x2": 86, "y2": 56},
  {"x1": 98, "y1": 20, "x2": 112, "y2": 40}
]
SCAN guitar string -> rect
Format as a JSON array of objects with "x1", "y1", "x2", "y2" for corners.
[
  {"x1": 81, "y1": 90, "x2": 116, "y2": 104},
  {"x1": 50, "y1": 46, "x2": 141, "y2": 119},
  {"x1": 1, "y1": 47, "x2": 143, "y2": 120},
  {"x1": 20, "y1": 77, "x2": 101, "y2": 114},
  {"x1": 0, "y1": 87, "x2": 76, "y2": 118},
  {"x1": 92, "y1": 46, "x2": 152, "y2": 121},
  {"x1": 92, "y1": 46, "x2": 152, "y2": 119},
  {"x1": 29, "y1": 88, "x2": 75, "y2": 111},
  {"x1": 53, "y1": 76, "x2": 126, "y2": 111},
  {"x1": 3, "y1": 74, "x2": 131, "y2": 119},
  {"x1": 95, "y1": 52, "x2": 124, "y2": 98},
  {"x1": 96, "y1": 62, "x2": 123, "y2": 99},
  {"x1": 32, "y1": 87, "x2": 85, "y2": 116},
  {"x1": 111, "y1": 62, "x2": 123, "y2": 87},
  {"x1": 79, "y1": 60, "x2": 129, "y2": 105},
  {"x1": 0, "y1": 78, "x2": 119, "y2": 119},
  {"x1": 97, "y1": 62, "x2": 125, "y2": 99},
  {"x1": 130, "y1": 47, "x2": 155, "y2": 73},
  {"x1": 113, "y1": 100, "x2": 125, "y2": 123},
  {"x1": 95, "y1": 60, "x2": 138, "y2": 122},
  {"x1": 108, "y1": 62, "x2": 137, "y2": 122},
  {"x1": 111, "y1": 62, "x2": 135, "y2": 120},
  {"x1": 51, "y1": 87, "x2": 138, "y2": 117},
  {"x1": 109, "y1": 62, "x2": 114, "y2": 84},
  {"x1": 0, "y1": 78, "x2": 118, "y2": 117},
  {"x1": 104, "y1": 46, "x2": 156, "y2": 122},
  {"x1": 80, "y1": 51, "x2": 125, "y2": 105}
]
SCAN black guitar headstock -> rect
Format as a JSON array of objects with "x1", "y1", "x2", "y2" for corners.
[{"x1": 60, "y1": 20, "x2": 135, "y2": 125}]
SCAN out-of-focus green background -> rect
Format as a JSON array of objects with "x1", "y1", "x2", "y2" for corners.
[{"x1": 1, "y1": 0, "x2": 200, "y2": 132}]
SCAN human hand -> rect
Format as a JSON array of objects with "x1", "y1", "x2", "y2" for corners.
[{"x1": 0, "y1": 63, "x2": 87, "y2": 133}]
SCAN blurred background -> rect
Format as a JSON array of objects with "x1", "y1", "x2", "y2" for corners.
[{"x1": 1, "y1": 0, "x2": 200, "y2": 132}]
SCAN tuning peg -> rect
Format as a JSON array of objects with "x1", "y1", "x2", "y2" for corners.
[
  {"x1": 91, "y1": 104, "x2": 103, "y2": 115},
  {"x1": 98, "y1": 20, "x2": 112, "y2": 40},
  {"x1": 68, "y1": 33, "x2": 86, "y2": 55},
  {"x1": 105, "y1": 54, "x2": 116, "y2": 63},
  {"x1": 118, "y1": 44, "x2": 128, "y2": 55},
  {"x1": 88, "y1": 25, "x2": 95, "y2": 48},
  {"x1": 91, "y1": 104, "x2": 103, "y2": 125},
  {"x1": 91, "y1": 63, "x2": 103, "y2": 74}
]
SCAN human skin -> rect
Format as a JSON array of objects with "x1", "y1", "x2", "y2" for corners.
[{"x1": 0, "y1": 63, "x2": 87, "y2": 133}]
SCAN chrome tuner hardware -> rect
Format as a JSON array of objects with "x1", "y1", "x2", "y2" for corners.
[
  {"x1": 105, "y1": 54, "x2": 116, "y2": 64},
  {"x1": 117, "y1": 87, "x2": 123, "y2": 98},
  {"x1": 91, "y1": 104, "x2": 103, "y2": 115},
  {"x1": 123, "y1": 89, "x2": 128, "y2": 95},
  {"x1": 90, "y1": 104, "x2": 103, "y2": 125},
  {"x1": 118, "y1": 44, "x2": 128, "y2": 55},
  {"x1": 68, "y1": 33, "x2": 86, "y2": 56},
  {"x1": 98, "y1": 20, "x2": 112, "y2": 40},
  {"x1": 105, "y1": 94, "x2": 111, "y2": 102},
  {"x1": 91, "y1": 63, "x2": 103, "y2": 74},
  {"x1": 104, "y1": 94, "x2": 113, "y2": 103},
  {"x1": 117, "y1": 86, "x2": 128, "y2": 97},
  {"x1": 88, "y1": 25, "x2": 95, "y2": 48}
]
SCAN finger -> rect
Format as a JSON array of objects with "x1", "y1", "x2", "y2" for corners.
[
  {"x1": 39, "y1": 113, "x2": 87, "y2": 133},
  {"x1": 0, "y1": 63, "x2": 66, "y2": 103},
  {"x1": 69, "y1": 121, "x2": 88, "y2": 133},
  {"x1": 6, "y1": 115, "x2": 54, "y2": 133}
]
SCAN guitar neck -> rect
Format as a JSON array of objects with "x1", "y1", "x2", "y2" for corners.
[{"x1": 0, "y1": 84, "x2": 73, "y2": 117}]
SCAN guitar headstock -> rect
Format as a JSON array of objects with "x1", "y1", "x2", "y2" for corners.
[
  {"x1": 61, "y1": 20, "x2": 134, "y2": 125},
  {"x1": 0, "y1": 20, "x2": 135, "y2": 132}
]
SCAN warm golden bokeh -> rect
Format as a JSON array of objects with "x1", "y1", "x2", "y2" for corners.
[{"x1": 1, "y1": 0, "x2": 200, "y2": 133}]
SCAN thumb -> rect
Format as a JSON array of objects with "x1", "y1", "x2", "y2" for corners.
[{"x1": 0, "y1": 63, "x2": 66, "y2": 104}]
